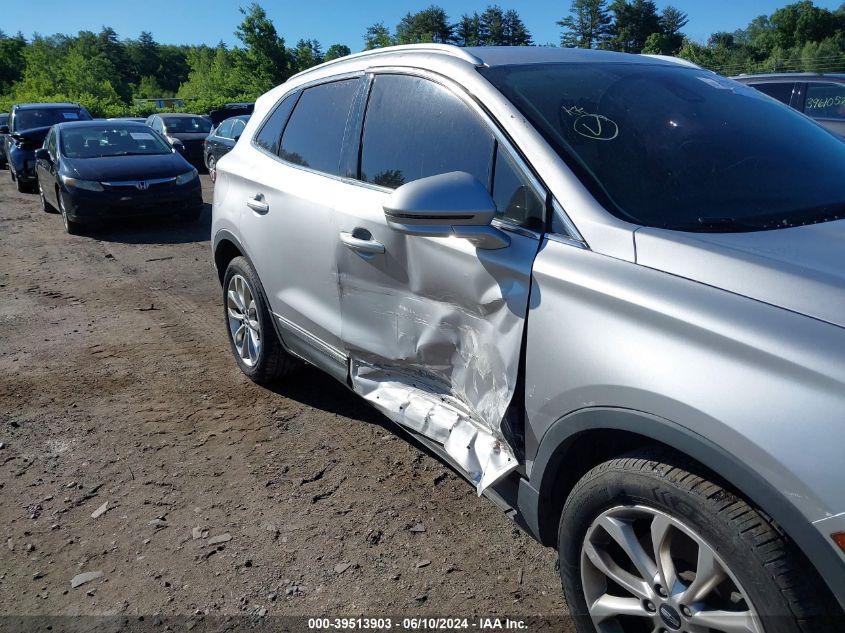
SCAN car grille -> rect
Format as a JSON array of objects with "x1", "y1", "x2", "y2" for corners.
[{"x1": 101, "y1": 177, "x2": 177, "y2": 191}]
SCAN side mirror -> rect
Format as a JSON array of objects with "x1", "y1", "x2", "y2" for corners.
[
  {"x1": 0, "y1": 125, "x2": 9, "y2": 134},
  {"x1": 233, "y1": 134, "x2": 241, "y2": 143},
  {"x1": 34, "y1": 148, "x2": 50, "y2": 161},
  {"x1": 382, "y1": 171, "x2": 509, "y2": 249}
]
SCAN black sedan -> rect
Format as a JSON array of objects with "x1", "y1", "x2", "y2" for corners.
[
  {"x1": 34, "y1": 121, "x2": 203, "y2": 234},
  {"x1": 203, "y1": 115, "x2": 249, "y2": 182}
]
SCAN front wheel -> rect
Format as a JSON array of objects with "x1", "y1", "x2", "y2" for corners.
[
  {"x1": 223, "y1": 256, "x2": 296, "y2": 385},
  {"x1": 39, "y1": 183, "x2": 56, "y2": 213},
  {"x1": 206, "y1": 154, "x2": 216, "y2": 183},
  {"x1": 58, "y1": 191, "x2": 82, "y2": 235},
  {"x1": 559, "y1": 448, "x2": 838, "y2": 633}
]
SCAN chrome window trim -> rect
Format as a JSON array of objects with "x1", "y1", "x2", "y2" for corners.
[{"x1": 550, "y1": 198, "x2": 587, "y2": 247}]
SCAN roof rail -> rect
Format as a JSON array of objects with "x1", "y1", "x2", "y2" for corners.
[{"x1": 290, "y1": 44, "x2": 484, "y2": 81}]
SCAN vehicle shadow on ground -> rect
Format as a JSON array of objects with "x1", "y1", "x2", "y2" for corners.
[
  {"x1": 267, "y1": 364, "x2": 385, "y2": 426},
  {"x1": 86, "y1": 203, "x2": 212, "y2": 245},
  {"x1": 266, "y1": 364, "x2": 470, "y2": 480}
]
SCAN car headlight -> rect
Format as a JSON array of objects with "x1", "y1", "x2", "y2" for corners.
[
  {"x1": 61, "y1": 175, "x2": 103, "y2": 192},
  {"x1": 175, "y1": 169, "x2": 198, "y2": 185}
]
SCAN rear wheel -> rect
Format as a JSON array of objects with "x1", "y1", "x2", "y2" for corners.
[
  {"x1": 223, "y1": 256, "x2": 296, "y2": 385},
  {"x1": 57, "y1": 191, "x2": 82, "y2": 235},
  {"x1": 559, "y1": 448, "x2": 839, "y2": 633}
]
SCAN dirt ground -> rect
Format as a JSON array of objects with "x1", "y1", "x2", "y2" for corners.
[{"x1": 0, "y1": 172, "x2": 567, "y2": 627}]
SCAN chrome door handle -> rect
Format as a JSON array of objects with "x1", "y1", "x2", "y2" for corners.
[
  {"x1": 339, "y1": 231, "x2": 385, "y2": 254},
  {"x1": 247, "y1": 194, "x2": 269, "y2": 214}
]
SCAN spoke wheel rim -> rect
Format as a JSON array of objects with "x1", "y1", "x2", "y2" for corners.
[
  {"x1": 581, "y1": 505, "x2": 763, "y2": 633},
  {"x1": 208, "y1": 156, "x2": 216, "y2": 182},
  {"x1": 59, "y1": 194, "x2": 69, "y2": 230},
  {"x1": 226, "y1": 274, "x2": 261, "y2": 367}
]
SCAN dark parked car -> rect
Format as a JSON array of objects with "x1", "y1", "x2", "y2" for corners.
[
  {"x1": 208, "y1": 102, "x2": 254, "y2": 126},
  {"x1": 108, "y1": 117, "x2": 147, "y2": 124},
  {"x1": 145, "y1": 113, "x2": 211, "y2": 169},
  {"x1": 35, "y1": 121, "x2": 202, "y2": 234},
  {"x1": 203, "y1": 115, "x2": 249, "y2": 181},
  {"x1": 0, "y1": 113, "x2": 8, "y2": 169},
  {"x1": 732, "y1": 72, "x2": 845, "y2": 137},
  {"x1": 1, "y1": 102, "x2": 92, "y2": 192}
]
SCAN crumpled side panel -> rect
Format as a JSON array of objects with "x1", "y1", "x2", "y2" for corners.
[
  {"x1": 337, "y1": 231, "x2": 538, "y2": 493},
  {"x1": 352, "y1": 363, "x2": 518, "y2": 493}
]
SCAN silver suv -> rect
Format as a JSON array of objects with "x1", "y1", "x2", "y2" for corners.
[{"x1": 212, "y1": 45, "x2": 845, "y2": 632}]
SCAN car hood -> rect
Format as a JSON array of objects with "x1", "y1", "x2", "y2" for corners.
[
  {"x1": 63, "y1": 152, "x2": 193, "y2": 182},
  {"x1": 635, "y1": 220, "x2": 845, "y2": 328}
]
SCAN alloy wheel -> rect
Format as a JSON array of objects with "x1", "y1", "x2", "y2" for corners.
[
  {"x1": 208, "y1": 155, "x2": 216, "y2": 183},
  {"x1": 59, "y1": 193, "x2": 69, "y2": 230},
  {"x1": 581, "y1": 505, "x2": 762, "y2": 633},
  {"x1": 226, "y1": 274, "x2": 261, "y2": 367}
]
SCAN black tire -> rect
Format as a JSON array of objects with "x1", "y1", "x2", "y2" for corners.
[
  {"x1": 207, "y1": 154, "x2": 216, "y2": 183},
  {"x1": 39, "y1": 183, "x2": 56, "y2": 213},
  {"x1": 57, "y1": 191, "x2": 82, "y2": 235},
  {"x1": 16, "y1": 175, "x2": 33, "y2": 193},
  {"x1": 559, "y1": 447, "x2": 839, "y2": 633},
  {"x1": 223, "y1": 256, "x2": 297, "y2": 385}
]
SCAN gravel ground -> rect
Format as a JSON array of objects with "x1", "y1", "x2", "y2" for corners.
[{"x1": 0, "y1": 172, "x2": 568, "y2": 626}]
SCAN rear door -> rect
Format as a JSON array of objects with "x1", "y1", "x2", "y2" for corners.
[
  {"x1": 333, "y1": 72, "x2": 545, "y2": 491},
  {"x1": 237, "y1": 78, "x2": 361, "y2": 381}
]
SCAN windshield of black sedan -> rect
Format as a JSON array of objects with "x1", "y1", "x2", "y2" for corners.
[
  {"x1": 481, "y1": 62, "x2": 845, "y2": 231},
  {"x1": 163, "y1": 116, "x2": 211, "y2": 134},
  {"x1": 60, "y1": 127, "x2": 172, "y2": 158},
  {"x1": 14, "y1": 108, "x2": 88, "y2": 132}
]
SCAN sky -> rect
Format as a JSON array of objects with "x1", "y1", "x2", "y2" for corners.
[{"x1": 3, "y1": 0, "x2": 844, "y2": 49}]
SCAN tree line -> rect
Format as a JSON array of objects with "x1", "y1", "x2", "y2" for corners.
[{"x1": 1, "y1": 1, "x2": 845, "y2": 118}]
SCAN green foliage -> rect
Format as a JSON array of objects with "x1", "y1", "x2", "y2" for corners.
[
  {"x1": 234, "y1": 3, "x2": 290, "y2": 91},
  {"x1": 364, "y1": 22, "x2": 395, "y2": 50},
  {"x1": 291, "y1": 39, "x2": 324, "y2": 74},
  {"x1": 396, "y1": 6, "x2": 454, "y2": 44},
  {"x1": 678, "y1": 1, "x2": 845, "y2": 75},
  {"x1": 324, "y1": 44, "x2": 351, "y2": 61},
  {"x1": 558, "y1": 0, "x2": 612, "y2": 49}
]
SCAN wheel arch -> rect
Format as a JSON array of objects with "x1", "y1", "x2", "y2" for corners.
[
  {"x1": 213, "y1": 230, "x2": 246, "y2": 286},
  {"x1": 519, "y1": 407, "x2": 845, "y2": 610}
]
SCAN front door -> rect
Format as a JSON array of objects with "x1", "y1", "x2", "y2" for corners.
[{"x1": 334, "y1": 73, "x2": 544, "y2": 491}]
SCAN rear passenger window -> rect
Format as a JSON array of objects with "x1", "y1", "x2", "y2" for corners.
[
  {"x1": 751, "y1": 82, "x2": 795, "y2": 106},
  {"x1": 805, "y1": 82, "x2": 845, "y2": 120},
  {"x1": 254, "y1": 91, "x2": 299, "y2": 156},
  {"x1": 360, "y1": 74, "x2": 494, "y2": 189},
  {"x1": 492, "y1": 148, "x2": 545, "y2": 230},
  {"x1": 278, "y1": 79, "x2": 359, "y2": 175}
]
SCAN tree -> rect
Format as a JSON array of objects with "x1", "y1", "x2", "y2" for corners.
[
  {"x1": 364, "y1": 22, "x2": 394, "y2": 50},
  {"x1": 658, "y1": 6, "x2": 688, "y2": 53},
  {"x1": 607, "y1": 0, "x2": 661, "y2": 52},
  {"x1": 324, "y1": 44, "x2": 351, "y2": 61},
  {"x1": 480, "y1": 5, "x2": 507, "y2": 45},
  {"x1": 0, "y1": 31, "x2": 26, "y2": 94},
  {"x1": 126, "y1": 31, "x2": 160, "y2": 81},
  {"x1": 396, "y1": 6, "x2": 453, "y2": 44},
  {"x1": 234, "y1": 3, "x2": 289, "y2": 90},
  {"x1": 291, "y1": 39, "x2": 323, "y2": 73},
  {"x1": 558, "y1": 0, "x2": 612, "y2": 49},
  {"x1": 503, "y1": 9, "x2": 533, "y2": 46},
  {"x1": 455, "y1": 13, "x2": 483, "y2": 46}
]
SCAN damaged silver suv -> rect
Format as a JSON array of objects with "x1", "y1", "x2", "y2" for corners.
[{"x1": 212, "y1": 45, "x2": 845, "y2": 632}]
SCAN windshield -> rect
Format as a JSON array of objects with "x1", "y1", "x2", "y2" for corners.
[
  {"x1": 60, "y1": 126, "x2": 173, "y2": 158},
  {"x1": 481, "y1": 63, "x2": 845, "y2": 232},
  {"x1": 163, "y1": 116, "x2": 211, "y2": 134},
  {"x1": 14, "y1": 108, "x2": 90, "y2": 132}
]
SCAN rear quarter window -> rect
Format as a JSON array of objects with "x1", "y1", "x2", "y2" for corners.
[{"x1": 804, "y1": 82, "x2": 845, "y2": 120}]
